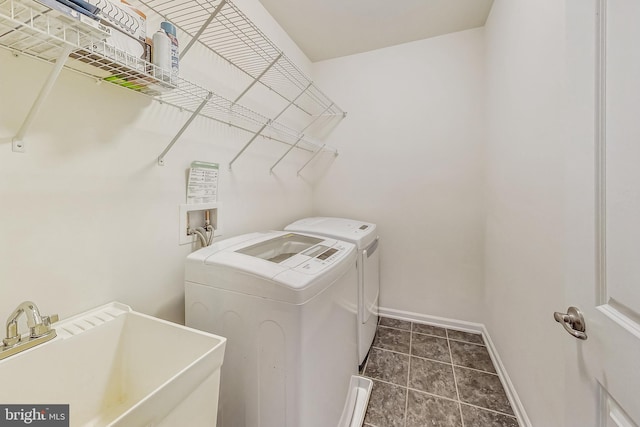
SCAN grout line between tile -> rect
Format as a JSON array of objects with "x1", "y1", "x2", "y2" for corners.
[
  {"x1": 377, "y1": 324, "x2": 412, "y2": 334},
  {"x1": 369, "y1": 377, "x2": 406, "y2": 389},
  {"x1": 409, "y1": 352, "x2": 453, "y2": 367},
  {"x1": 403, "y1": 385, "x2": 409, "y2": 427},
  {"x1": 411, "y1": 329, "x2": 449, "y2": 339},
  {"x1": 371, "y1": 344, "x2": 411, "y2": 357},
  {"x1": 378, "y1": 316, "x2": 411, "y2": 332},
  {"x1": 404, "y1": 327, "x2": 413, "y2": 427},
  {"x1": 451, "y1": 365, "x2": 516, "y2": 419},
  {"x1": 369, "y1": 377, "x2": 460, "y2": 405},
  {"x1": 410, "y1": 321, "x2": 448, "y2": 339},
  {"x1": 407, "y1": 327, "x2": 413, "y2": 388},
  {"x1": 452, "y1": 363, "x2": 499, "y2": 376},
  {"x1": 407, "y1": 386, "x2": 462, "y2": 404},
  {"x1": 447, "y1": 329, "x2": 465, "y2": 427},
  {"x1": 367, "y1": 324, "x2": 516, "y2": 426},
  {"x1": 448, "y1": 337, "x2": 486, "y2": 347},
  {"x1": 459, "y1": 401, "x2": 519, "y2": 419}
]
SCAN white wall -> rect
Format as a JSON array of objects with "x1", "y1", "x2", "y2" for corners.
[
  {"x1": 483, "y1": 0, "x2": 566, "y2": 425},
  {"x1": 312, "y1": 5, "x2": 569, "y2": 424},
  {"x1": 1, "y1": 2, "x2": 574, "y2": 422},
  {"x1": 311, "y1": 28, "x2": 486, "y2": 322},
  {"x1": 0, "y1": 0, "x2": 316, "y2": 324}
]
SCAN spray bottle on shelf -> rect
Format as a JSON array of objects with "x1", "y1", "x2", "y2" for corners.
[
  {"x1": 161, "y1": 21, "x2": 179, "y2": 82},
  {"x1": 152, "y1": 26, "x2": 171, "y2": 83}
]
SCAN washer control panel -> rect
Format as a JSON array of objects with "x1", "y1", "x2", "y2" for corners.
[
  {"x1": 316, "y1": 248, "x2": 337, "y2": 260},
  {"x1": 295, "y1": 243, "x2": 350, "y2": 274}
]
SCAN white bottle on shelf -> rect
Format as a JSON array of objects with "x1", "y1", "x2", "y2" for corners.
[{"x1": 152, "y1": 28, "x2": 171, "y2": 83}]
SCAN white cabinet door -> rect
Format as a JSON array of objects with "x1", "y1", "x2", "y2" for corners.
[{"x1": 565, "y1": 0, "x2": 640, "y2": 425}]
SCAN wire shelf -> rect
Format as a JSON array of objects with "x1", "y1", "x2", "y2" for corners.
[
  {"x1": 137, "y1": 0, "x2": 345, "y2": 121},
  {"x1": 0, "y1": 0, "x2": 178, "y2": 95},
  {"x1": 0, "y1": 0, "x2": 106, "y2": 60},
  {"x1": 157, "y1": 77, "x2": 321, "y2": 152},
  {"x1": 1, "y1": 0, "x2": 339, "y2": 169}
]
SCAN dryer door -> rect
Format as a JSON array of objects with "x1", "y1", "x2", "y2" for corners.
[{"x1": 361, "y1": 237, "x2": 380, "y2": 324}]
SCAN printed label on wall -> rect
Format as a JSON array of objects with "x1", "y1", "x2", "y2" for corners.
[{"x1": 187, "y1": 161, "x2": 219, "y2": 204}]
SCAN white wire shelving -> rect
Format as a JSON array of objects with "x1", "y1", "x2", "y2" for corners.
[
  {"x1": 0, "y1": 0, "x2": 344, "y2": 172},
  {"x1": 137, "y1": 0, "x2": 345, "y2": 170},
  {"x1": 0, "y1": 0, "x2": 176, "y2": 152}
]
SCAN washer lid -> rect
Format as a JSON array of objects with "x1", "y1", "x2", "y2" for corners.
[
  {"x1": 185, "y1": 231, "x2": 357, "y2": 304},
  {"x1": 285, "y1": 217, "x2": 377, "y2": 249},
  {"x1": 235, "y1": 232, "x2": 324, "y2": 265}
]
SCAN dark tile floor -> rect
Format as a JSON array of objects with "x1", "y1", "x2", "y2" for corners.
[{"x1": 361, "y1": 317, "x2": 519, "y2": 427}]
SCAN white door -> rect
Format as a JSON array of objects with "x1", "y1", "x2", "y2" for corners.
[{"x1": 565, "y1": 0, "x2": 640, "y2": 425}]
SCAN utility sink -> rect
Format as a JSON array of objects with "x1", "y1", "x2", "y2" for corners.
[{"x1": 0, "y1": 302, "x2": 226, "y2": 426}]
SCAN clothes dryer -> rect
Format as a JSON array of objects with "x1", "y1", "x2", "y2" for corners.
[
  {"x1": 285, "y1": 217, "x2": 379, "y2": 366},
  {"x1": 185, "y1": 231, "x2": 363, "y2": 427}
]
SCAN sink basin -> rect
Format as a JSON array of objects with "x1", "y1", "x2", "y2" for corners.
[{"x1": 0, "y1": 302, "x2": 226, "y2": 426}]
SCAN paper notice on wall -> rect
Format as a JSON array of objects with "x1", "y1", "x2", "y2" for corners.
[{"x1": 187, "y1": 161, "x2": 219, "y2": 204}]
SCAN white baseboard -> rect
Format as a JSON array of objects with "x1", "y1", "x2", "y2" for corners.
[{"x1": 378, "y1": 307, "x2": 532, "y2": 427}]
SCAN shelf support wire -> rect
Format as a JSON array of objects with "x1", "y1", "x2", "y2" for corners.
[
  {"x1": 179, "y1": 0, "x2": 227, "y2": 60},
  {"x1": 271, "y1": 82, "x2": 312, "y2": 123},
  {"x1": 233, "y1": 52, "x2": 282, "y2": 105},
  {"x1": 228, "y1": 120, "x2": 270, "y2": 169},
  {"x1": 297, "y1": 143, "x2": 327, "y2": 176},
  {"x1": 269, "y1": 134, "x2": 303, "y2": 174},
  {"x1": 158, "y1": 91, "x2": 213, "y2": 166},
  {"x1": 12, "y1": 44, "x2": 74, "y2": 153},
  {"x1": 300, "y1": 102, "x2": 334, "y2": 134}
]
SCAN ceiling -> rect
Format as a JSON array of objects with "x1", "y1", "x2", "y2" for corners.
[{"x1": 259, "y1": 0, "x2": 494, "y2": 62}]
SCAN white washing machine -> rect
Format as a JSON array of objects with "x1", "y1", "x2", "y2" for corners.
[
  {"x1": 285, "y1": 217, "x2": 380, "y2": 366},
  {"x1": 185, "y1": 231, "x2": 366, "y2": 427}
]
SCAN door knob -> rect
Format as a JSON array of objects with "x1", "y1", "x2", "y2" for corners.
[{"x1": 554, "y1": 306, "x2": 587, "y2": 340}]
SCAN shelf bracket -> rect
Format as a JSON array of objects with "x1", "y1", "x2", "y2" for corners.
[
  {"x1": 158, "y1": 91, "x2": 213, "y2": 166},
  {"x1": 12, "y1": 45, "x2": 73, "y2": 153},
  {"x1": 233, "y1": 53, "x2": 282, "y2": 105},
  {"x1": 269, "y1": 135, "x2": 303, "y2": 174},
  {"x1": 228, "y1": 121, "x2": 270, "y2": 170},
  {"x1": 180, "y1": 0, "x2": 227, "y2": 60},
  {"x1": 297, "y1": 144, "x2": 326, "y2": 176},
  {"x1": 271, "y1": 82, "x2": 312, "y2": 122},
  {"x1": 300, "y1": 102, "x2": 334, "y2": 134}
]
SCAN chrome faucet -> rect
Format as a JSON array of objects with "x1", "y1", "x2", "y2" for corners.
[{"x1": 1, "y1": 301, "x2": 58, "y2": 360}]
